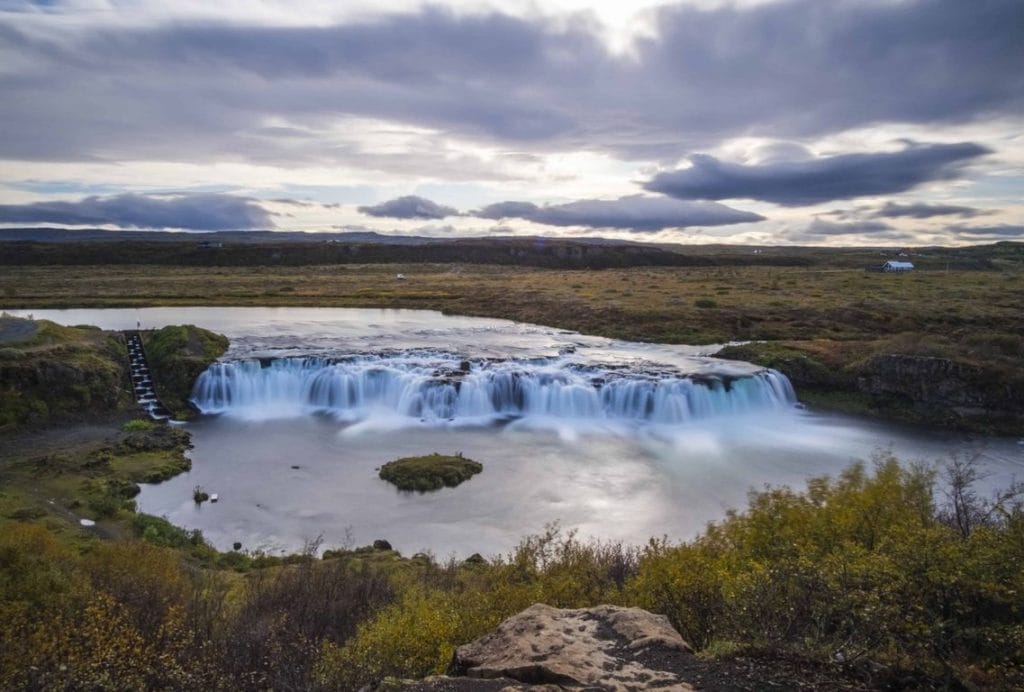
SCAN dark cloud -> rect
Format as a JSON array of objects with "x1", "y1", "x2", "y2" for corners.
[
  {"x1": 475, "y1": 201, "x2": 542, "y2": 220},
  {"x1": 474, "y1": 195, "x2": 763, "y2": 231},
  {"x1": 644, "y1": 143, "x2": 990, "y2": 206},
  {"x1": 0, "y1": 193, "x2": 272, "y2": 230},
  {"x1": 0, "y1": 1, "x2": 1020, "y2": 164},
  {"x1": 358, "y1": 195, "x2": 459, "y2": 220},
  {"x1": 870, "y1": 201, "x2": 987, "y2": 219}
]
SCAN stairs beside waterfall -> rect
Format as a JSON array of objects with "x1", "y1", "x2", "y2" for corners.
[{"x1": 125, "y1": 331, "x2": 173, "y2": 420}]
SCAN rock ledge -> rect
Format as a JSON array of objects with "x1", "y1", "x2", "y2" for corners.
[{"x1": 402, "y1": 603, "x2": 696, "y2": 691}]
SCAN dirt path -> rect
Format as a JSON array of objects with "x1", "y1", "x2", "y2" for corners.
[{"x1": 1, "y1": 419, "x2": 125, "y2": 463}]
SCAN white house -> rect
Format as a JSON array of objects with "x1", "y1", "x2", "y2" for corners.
[{"x1": 882, "y1": 261, "x2": 914, "y2": 272}]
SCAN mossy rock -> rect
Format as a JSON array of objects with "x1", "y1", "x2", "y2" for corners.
[
  {"x1": 378, "y1": 453, "x2": 483, "y2": 492},
  {"x1": 0, "y1": 318, "x2": 129, "y2": 429},
  {"x1": 142, "y1": 324, "x2": 228, "y2": 418}
]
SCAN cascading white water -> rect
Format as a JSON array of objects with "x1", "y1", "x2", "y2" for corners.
[{"x1": 190, "y1": 353, "x2": 796, "y2": 425}]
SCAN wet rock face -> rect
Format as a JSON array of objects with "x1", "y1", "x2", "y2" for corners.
[{"x1": 447, "y1": 603, "x2": 694, "y2": 691}]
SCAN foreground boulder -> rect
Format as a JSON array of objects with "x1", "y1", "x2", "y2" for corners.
[{"x1": 402, "y1": 603, "x2": 696, "y2": 691}]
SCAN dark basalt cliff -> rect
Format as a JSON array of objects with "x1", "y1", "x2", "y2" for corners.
[
  {"x1": 856, "y1": 354, "x2": 1024, "y2": 427},
  {"x1": 718, "y1": 342, "x2": 1024, "y2": 434}
]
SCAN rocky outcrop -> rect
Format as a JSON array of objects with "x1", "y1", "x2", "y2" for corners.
[
  {"x1": 856, "y1": 354, "x2": 1024, "y2": 427},
  {"x1": 142, "y1": 324, "x2": 228, "y2": 418},
  {"x1": 718, "y1": 341, "x2": 1024, "y2": 433},
  {"x1": 402, "y1": 604, "x2": 696, "y2": 691}
]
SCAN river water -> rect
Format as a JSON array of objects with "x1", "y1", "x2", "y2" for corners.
[{"x1": 15, "y1": 307, "x2": 1024, "y2": 558}]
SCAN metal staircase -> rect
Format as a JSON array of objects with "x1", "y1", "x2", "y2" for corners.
[{"x1": 125, "y1": 331, "x2": 173, "y2": 420}]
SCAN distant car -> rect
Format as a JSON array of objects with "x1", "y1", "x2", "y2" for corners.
[{"x1": 396, "y1": 273, "x2": 406, "y2": 280}]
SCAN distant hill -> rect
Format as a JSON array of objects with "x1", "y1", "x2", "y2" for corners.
[{"x1": 0, "y1": 227, "x2": 1018, "y2": 270}]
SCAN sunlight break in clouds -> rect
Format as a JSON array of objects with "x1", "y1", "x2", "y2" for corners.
[{"x1": 0, "y1": 0, "x2": 1021, "y2": 244}]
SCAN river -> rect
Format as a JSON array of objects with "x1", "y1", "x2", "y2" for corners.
[{"x1": 14, "y1": 306, "x2": 1023, "y2": 557}]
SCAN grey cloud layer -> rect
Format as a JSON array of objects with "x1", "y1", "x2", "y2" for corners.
[
  {"x1": 358, "y1": 195, "x2": 459, "y2": 220},
  {"x1": 474, "y1": 195, "x2": 763, "y2": 231},
  {"x1": 802, "y1": 219, "x2": 895, "y2": 236},
  {"x1": 358, "y1": 194, "x2": 763, "y2": 230},
  {"x1": 0, "y1": 193, "x2": 272, "y2": 230},
  {"x1": 0, "y1": 0, "x2": 1021, "y2": 163},
  {"x1": 870, "y1": 202, "x2": 987, "y2": 219},
  {"x1": 644, "y1": 144, "x2": 990, "y2": 206}
]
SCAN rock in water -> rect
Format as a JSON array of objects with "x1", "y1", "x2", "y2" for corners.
[{"x1": 448, "y1": 603, "x2": 694, "y2": 690}]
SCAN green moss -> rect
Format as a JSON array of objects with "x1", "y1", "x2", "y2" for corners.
[
  {"x1": 108, "y1": 451, "x2": 191, "y2": 484},
  {"x1": 717, "y1": 342, "x2": 840, "y2": 388},
  {"x1": 378, "y1": 453, "x2": 483, "y2": 492},
  {"x1": 142, "y1": 324, "x2": 228, "y2": 418},
  {"x1": 0, "y1": 319, "x2": 128, "y2": 429}
]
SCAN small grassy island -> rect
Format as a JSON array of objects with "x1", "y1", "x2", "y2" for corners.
[{"x1": 379, "y1": 453, "x2": 483, "y2": 491}]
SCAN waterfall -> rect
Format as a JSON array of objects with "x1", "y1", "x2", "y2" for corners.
[{"x1": 191, "y1": 353, "x2": 796, "y2": 425}]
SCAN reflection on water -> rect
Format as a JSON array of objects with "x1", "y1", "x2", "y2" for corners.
[
  {"x1": 15, "y1": 307, "x2": 1024, "y2": 557},
  {"x1": 135, "y1": 411, "x2": 1022, "y2": 558}
]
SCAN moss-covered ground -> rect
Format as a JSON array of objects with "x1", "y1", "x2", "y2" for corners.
[{"x1": 0, "y1": 316, "x2": 129, "y2": 429}]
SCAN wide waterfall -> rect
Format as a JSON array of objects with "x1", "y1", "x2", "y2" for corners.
[{"x1": 190, "y1": 353, "x2": 796, "y2": 425}]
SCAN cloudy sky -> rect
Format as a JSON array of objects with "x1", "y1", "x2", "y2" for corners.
[{"x1": 0, "y1": 0, "x2": 1021, "y2": 245}]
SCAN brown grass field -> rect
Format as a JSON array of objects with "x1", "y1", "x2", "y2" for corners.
[{"x1": 3, "y1": 263, "x2": 1022, "y2": 348}]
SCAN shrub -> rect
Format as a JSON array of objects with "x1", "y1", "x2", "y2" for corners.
[
  {"x1": 225, "y1": 558, "x2": 395, "y2": 689},
  {"x1": 132, "y1": 514, "x2": 205, "y2": 550},
  {"x1": 316, "y1": 587, "x2": 461, "y2": 689}
]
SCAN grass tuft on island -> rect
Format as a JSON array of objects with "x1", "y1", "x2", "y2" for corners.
[{"x1": 379, "y1": 453, "x2": 482, "y2": 492}]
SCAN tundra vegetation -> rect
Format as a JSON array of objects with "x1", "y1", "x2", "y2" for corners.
[
  {"x1": 1, "y1": 452, "x2": 1021, "y2": 689},
  {"x1": 1, "y1": 244, "x2": 1023, "y2": 688}
]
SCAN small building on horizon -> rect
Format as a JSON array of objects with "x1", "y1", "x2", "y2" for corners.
[{"x1": 882, "y1": 260, "x2": 914, "y2": 272}]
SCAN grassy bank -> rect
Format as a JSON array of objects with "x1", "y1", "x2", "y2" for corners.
[
  {"x1": 0, "y1": 418, "x2": 192, "y2": 547},
  {"x1": 0, "y1": 316, "x2": 129, "y2": 429}
]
